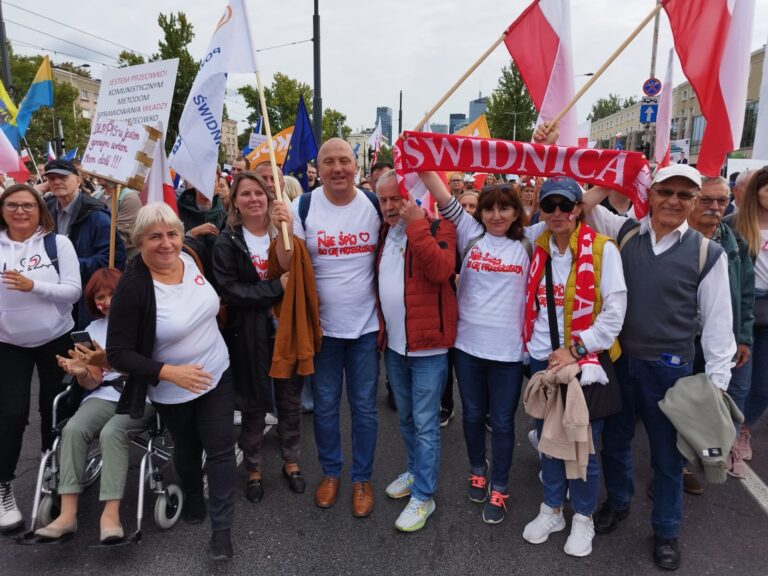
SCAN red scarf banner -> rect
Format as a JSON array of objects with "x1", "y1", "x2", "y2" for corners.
[{"x1": 395, "y1": 131, "x2": 651, "y2": 218}]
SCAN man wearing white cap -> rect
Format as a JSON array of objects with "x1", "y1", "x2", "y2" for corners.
[{"x1": 582, "y1": 164, "x2": 736, "y2": 571}]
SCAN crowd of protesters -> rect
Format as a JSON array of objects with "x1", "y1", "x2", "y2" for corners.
[{"x1": 0, "y1": 124, "x2": 766, "y2": 571}]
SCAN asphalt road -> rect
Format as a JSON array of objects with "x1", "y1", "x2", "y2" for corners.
[{"x1": 2, "y1": 369, "x2": 767, "y2": 576}]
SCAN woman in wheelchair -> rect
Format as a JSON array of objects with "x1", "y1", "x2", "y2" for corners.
[{"x1": 34, "y1": 268, "x2": 155, "y2": 543}]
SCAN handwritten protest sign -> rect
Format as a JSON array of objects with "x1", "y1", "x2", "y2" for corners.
[
  {"x1": 94, "y1": 59, "x2": 179, "y2": 140},
  {"x1": 80, "y1": 119, "x2": 161, "y2": 190}
]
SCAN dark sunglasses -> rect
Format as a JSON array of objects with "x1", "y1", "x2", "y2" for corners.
[
  {"x1": 652, "y1": 188, "x2": 698, "y2": 201},
  {"x1": 540, "y1": 197, "x2": 576, "y2": 214}
]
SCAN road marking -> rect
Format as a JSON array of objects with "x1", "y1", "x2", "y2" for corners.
[{"x1": 741, "y1": 463, "x2": 768, "y2": 515}]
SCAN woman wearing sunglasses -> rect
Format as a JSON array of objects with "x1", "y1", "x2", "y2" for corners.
[
  {"x1": 521, "y1": 177, "x2": 626, "y2": 558},
  {"x1": 421, "y1": 171, "x2": 546, "y2": 525}
]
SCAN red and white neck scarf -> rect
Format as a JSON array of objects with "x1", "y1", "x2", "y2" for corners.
[{"x1": 523, "y1": 223, "x2": 608, "y2": 385}]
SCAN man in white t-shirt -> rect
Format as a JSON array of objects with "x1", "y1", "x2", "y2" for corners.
[{"x1": 274, "y1": 138, "x2": 381, "y2": 518}]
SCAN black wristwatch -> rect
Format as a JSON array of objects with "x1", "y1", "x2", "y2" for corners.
[{"x1": 573, "y1": 340, "x2": 588, "y2": 358}]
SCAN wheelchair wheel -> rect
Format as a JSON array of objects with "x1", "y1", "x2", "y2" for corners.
[
  {"x1": 37, "y1": 493, "x2": 61, "y2": 526},
  {"x1": 80, "y1": 446, "x2": 103, "y2": 490},
  {"x1": 154, "y1": 484, "x2": 183, "y2": 530}
]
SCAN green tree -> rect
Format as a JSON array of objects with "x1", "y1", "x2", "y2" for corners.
[
  {"x1": 238, "y1": 72, "x2": 313, "y2": 133},
  {"x1": 587, "y1": 93, "x2": 638, "y2": 121},
  {"x1": 152, "y1": 12, "x2": 197, "y2": 152},
  {"x1": 117, "y1": 50, "x2": 146, "y2": 68},
  {"x1": 486, "y1": 62, "x2": 537, "y2": 141},
  {"x1": 376, "y1": 144, "x2": 393, "y2": 165},
  {"x1": 321, "y1": 108, "x2": 351, "y2": 142}
]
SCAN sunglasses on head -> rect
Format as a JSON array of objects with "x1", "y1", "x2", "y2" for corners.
[{"x1": 539, "y1": 197, "x2": 576, "y2": 214}]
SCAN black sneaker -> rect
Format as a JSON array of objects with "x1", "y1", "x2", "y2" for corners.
[
  {"x1": 594, "y1": 501, "x2": 629, "y2": 534},
  {"x1": 482, "y1": 490, "x2": 509, "y2": 524},
  {"x1": 653, "y1": 536, "x2": 680, "y2": 571},
  {"x1": 183, "y1": 492, "x2": 206, "y2": 524},
  {"x1": 210, "y1": 529, "x2": 233, "y2": 561},
  {"x1": 467, "y1": 465, "x2": 489, "y2": 503},
  {"x1": 439, "y1": 408, "x2": 454, "y2": 428}
]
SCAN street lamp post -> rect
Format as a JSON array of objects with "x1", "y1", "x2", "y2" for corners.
[{"x1": 501, "y1": 111, "x2": 524, "y2": 141}]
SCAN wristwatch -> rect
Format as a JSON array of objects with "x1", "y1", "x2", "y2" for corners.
[{"x1": 573, "y1": 339, "x2": 588, "y2": 358}]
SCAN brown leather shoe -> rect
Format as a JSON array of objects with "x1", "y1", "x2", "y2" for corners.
[
  {"x1": 315, "y1": 476, "x2": 340, "y2": 508},
  {"x1": 352, "y1": 481, "x2": 374, "y2": 517}
]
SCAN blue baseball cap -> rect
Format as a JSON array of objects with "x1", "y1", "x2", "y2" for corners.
[{"x1": 539, "y1": 177, "x2": 583, "y2": 203}]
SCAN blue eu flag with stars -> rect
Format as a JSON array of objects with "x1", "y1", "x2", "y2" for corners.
[{"x1": 282, "y1": 96, "x2": 318, "y2": 192}]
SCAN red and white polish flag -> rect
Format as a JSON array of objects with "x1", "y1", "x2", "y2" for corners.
[
  {"x1": 504, "y1": 0, "x2": 578, "y2": 146},
  {"x1": 654, "y1": 48, "x2": 675, "y2": 170},
  {"x1": 662, "y1": 0, "x2": 755, "y2": 176},
  {"x1": 145, "y1": 127, "x2": 179, "y2": 215}
]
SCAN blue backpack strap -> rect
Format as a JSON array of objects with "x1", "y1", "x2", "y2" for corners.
[
  {"x1": 298, "y1": 192, "x2": 312, "y2": 231},
  {"x1": 361, "y1": 189, "x2": 383, "y2": 221},
  {"x1": 43, "y1": 232, "x2": 59, "y2": 275}
]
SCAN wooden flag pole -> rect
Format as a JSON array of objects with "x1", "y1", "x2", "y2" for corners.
[
  {"x1": 414, "y1": 33, "x2": 506, "y2": 131},
  {"x1": 254, "y1": 70, "x2": 292, "y2": 251},
  {"x1": 109, "y1": 184, "x2": 120, "y2": 269},
  {"x1": 548, "y1": 2, "x2": 664, "y2": 130}
]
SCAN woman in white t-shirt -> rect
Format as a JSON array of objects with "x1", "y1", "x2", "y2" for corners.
[
  {"x1": 212, "y1": 173, "x2": 300, "y2": 505},
  {"x1": 733, "y1": 166, "x2": 768, "y2": 461},
  {"x1": 106, "y1": 203, "x2": 235, "y2": 561},
  {"x1": 33, "y1": 268, "x2": 155, "y2": 544},
  {"x1": 424, "y1": 171, "x2": 546, "y2": 525},
  {"x1": 520, "y1": 177, "x2": 626, "y2": 558}
]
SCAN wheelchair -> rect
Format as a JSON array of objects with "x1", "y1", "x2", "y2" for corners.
[{"x1": 19, "y1": 383, "x2": 184, "y2": 545}]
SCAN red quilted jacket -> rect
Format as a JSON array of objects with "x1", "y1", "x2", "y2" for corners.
[{"x1": 375, "y1": 216, "x2": 458, "y2": 352}]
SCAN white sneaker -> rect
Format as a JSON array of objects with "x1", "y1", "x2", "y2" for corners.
[
  {"x1": 395, "y1": 497, "x2": 435, "y2": 532},
  {"x1": 0, "y1": 481, "x2": 23, "y2": 532},
  {"x1": 385, "y1": 471, "x2": 415, "y2": 499},
  {"x1": 233, "y1": 410, "x2": 242, "y2": 426},
  {"x1": 522, "y1": 502, "x2": 566, "y2": 544},
  {"x1": 265, "y1": 413, "x2": 278, "y2": 426},
  {"x1": 528, "y1": 429, "x2": 540, "y2": 452},
  {"x1": 564, "y1": 513, "x2": 595, "y2": 557}
]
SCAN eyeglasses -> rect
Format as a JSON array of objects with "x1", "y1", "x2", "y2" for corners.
[
  {"x1": 2, "y1": 202, "x2": 38, "y2": 213},
  {"x1": 697, "y1": 197, "x2": 730, "y2": 207},
  {"x1": 652, "y1": 188, "x2": 698, "y2": 201},
  {"x1": 539, "y1": 197, "x2": 576, "y2": 214}
]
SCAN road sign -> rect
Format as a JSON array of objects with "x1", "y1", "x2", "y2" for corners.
[
  {"x1": 640, "y1": 104, "x2": 658, "y2": 123},
  {"x1": 642, "y1": 77, "x2": 662, "y2": 97}
]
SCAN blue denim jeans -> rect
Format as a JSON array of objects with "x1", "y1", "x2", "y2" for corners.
[
  {"x1": 744, "y1": 326, "x2": 768, "y2": 427},
  {"x1": 453, "y1": 348, "x2": 524, "y2": 489},
  {"x1": 601, "y1": 355, "x2": 690, "y2": 539},
  {"x1": 384, "y1": 349, "x2": 447, "y2": 500},
  {"x1": 313, "y1": 331, "x2": 379, "y2": 482},
  {"x1": 529, "y1": 357, "x2": 604, "y2": 516}
]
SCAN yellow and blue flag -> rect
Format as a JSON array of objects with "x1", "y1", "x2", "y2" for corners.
[
  {"x1": 15, "y1": 55, "x2": 53, "y2": 138},
  {"x1": 0, "y1": 79, "x2": 19, "y2": 147}
]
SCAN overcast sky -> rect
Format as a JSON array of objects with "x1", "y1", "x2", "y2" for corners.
[{"x1": 7, "y1": 0, "x2": 768, "y2": 135}]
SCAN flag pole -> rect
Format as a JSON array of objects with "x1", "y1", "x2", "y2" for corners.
[
  {"x1": 109, "y1": 183, "x2": 120, "y2": 268},
  {"x1": 548, "y1": 3, "x2": 663, "y2": 130},
  {"x1": 414, "y1": 33, "x2": 506, "y2": 131},
  {"x1": 21, "y1": 137, "x2": 43, "y2": 183},
  {"x1": 254, "y1": 70, "x2": 291, "y2": 251}
]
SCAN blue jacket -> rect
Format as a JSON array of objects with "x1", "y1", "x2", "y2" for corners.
[{"x1": 47, "y1": 192, "x2": 126, "y2": 327}]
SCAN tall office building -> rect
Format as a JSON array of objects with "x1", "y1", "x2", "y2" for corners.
[
  {"x1": 449, "y1": 113, "x2": 467, "y2": 134},
  {"x1": 469, "y1": 94, "x2": 489, "y2": 122},
  {"x1": 375, "y1": 107, "x2": 393, "y2": 144}
]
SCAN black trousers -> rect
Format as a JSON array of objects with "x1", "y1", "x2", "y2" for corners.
[
  {"x1": 0, "y1": 333, "x2": 71, "y2": 482},
  {"x1": 154, "y1": 368, "x2": 236, "y2": 532},
  {"x1": 441, "y1": 348, "x2": 455, "y2": 412}
]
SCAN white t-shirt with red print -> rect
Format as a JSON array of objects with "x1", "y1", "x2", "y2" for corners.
[
  {"x1": 526, "y1": 236, "x2": 626, "y2": 361},
  {"x1": 292, "y1": 188, "x2": 380, "y2": 338},
  {"x1": 242, "y1": 227, "x2": 270, "y2": 280},
  {"x1": 149, "y1": 252, "x2": 230, "y2": 405},
  {"x1": 442, "y1": 197, "x2": 546, "y2": 362}
]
